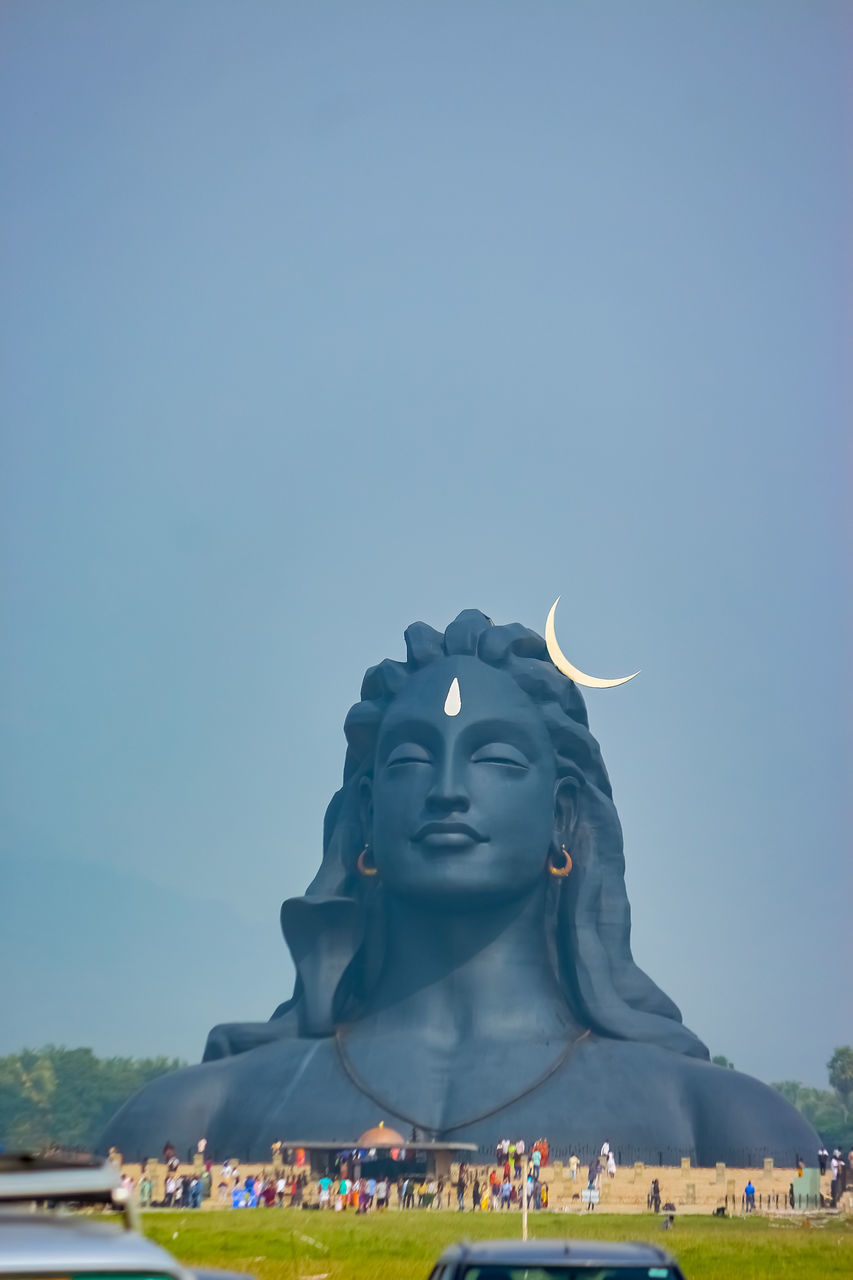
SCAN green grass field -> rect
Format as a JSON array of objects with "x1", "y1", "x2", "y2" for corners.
[{"x1": 141, "y1": 1208, "x2": 853, "y2": 1280}]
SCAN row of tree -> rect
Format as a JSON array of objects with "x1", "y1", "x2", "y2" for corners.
[
  {"x1": 0, "y1": 1046, "x2": 183, "y2": 1152},
  {"x1": 1, "y1": 1044, "x2": 851, "y2": 1155}
]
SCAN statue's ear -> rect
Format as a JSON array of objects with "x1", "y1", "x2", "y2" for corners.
[
  {"x1": 553, "y1": 775, "x2": 579, "y2": 844},
  {"x1": 358, "y1": 776, "x2": 374, "y2": 845}
]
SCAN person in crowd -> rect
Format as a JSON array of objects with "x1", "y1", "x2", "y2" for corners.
[
  {"x1": 472, "y1": 1176, "x2": 480, "y2": 1211},
  {"x1": 586, "y1": 1159, "x2": 599, "y2": 1211},
  {"x1": 318, "y1": 1172, "x2": 332, "y2": 1208},
  {"x1": 607, "y1": 1149, "x2": 616, "y2": 1179},
  {"x1": 744, "y1": 1179, "x2": 755, "y2": 1212},
  {"x1": 376, "y1": 1177, "x2": 388, "y2": 1209},
  {"x1": 457, "y1": 1168, "x2": 466, "y2": 1210},
  {"x1": 568, "y1": 1152, "x2": 579, "y2": 1180},
  {"x1": 649, "y1": 1178, "x2": 661, "y2": 1214},
  {"x1": 500, "y1": 1175, "x2": 512, "y2": 1210},
  {"x1": 818, "y1": 1146, "x2": 828, "y2": 1174}
]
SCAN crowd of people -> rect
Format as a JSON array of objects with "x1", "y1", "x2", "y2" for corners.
[
  {"x1": 817, "y1": 1146, "x2": 851, "y2": 1207},
  {"x1": 126, "y1": 1136, "x2": 853, "y2": 1214},
  {"x1": 267, "y1": 1165, "x2": 552, "y2": 1212},
  {"x1": 579, "y1": 1141, "x2": 617, "y2": 1210},
  {"x1": 287, "y1": 1139, "x2": 608, "y2": 1214}
]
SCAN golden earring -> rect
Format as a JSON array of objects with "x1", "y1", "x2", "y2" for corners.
[
  {"x1": 548, "y1": 844, "x2": 572, "y2": 877},
  {"x1": 357, "y1": 846, "x2": 378, "y2": 877}
]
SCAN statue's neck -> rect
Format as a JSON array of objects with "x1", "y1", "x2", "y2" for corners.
[{"x1": 357, "y1": 883, "x2": 581, "y2": 1044}]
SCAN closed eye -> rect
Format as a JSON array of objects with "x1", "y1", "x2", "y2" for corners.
[
  {"x1": 470, "y1": 743, "x2": 530, "y2": 769},
  {"x1": 385, "y1": 743, "x2": 433, "y2": 767}
]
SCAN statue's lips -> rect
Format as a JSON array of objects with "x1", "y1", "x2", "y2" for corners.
[{"x1": 412, "y1": 821, "x2": 487, "y2": 848}]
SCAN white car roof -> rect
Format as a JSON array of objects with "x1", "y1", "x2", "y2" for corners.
[{"x1": 0, "y1": 1213, "x2": 187, "y2": 1277}]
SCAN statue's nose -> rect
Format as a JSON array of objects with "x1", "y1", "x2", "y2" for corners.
[{"x1": 425, "y1": 756, "x2": 470, "y2": 813}]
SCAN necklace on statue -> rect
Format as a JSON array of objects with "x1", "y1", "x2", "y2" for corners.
[{"x1": 334, "y1": 1026, "x2": 590, "y2": 1137}]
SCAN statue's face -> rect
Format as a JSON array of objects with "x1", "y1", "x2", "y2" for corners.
[{"x1": 367, "y1": 656, "x2": 558, "y2": 907}]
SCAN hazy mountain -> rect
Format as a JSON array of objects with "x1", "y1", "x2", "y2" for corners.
[{"x1": 0, "y1": 854, "x2": 290, "y2": 1060}]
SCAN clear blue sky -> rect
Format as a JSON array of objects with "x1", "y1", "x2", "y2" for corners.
[{"x1": 1, "y1": 1, "x2": 850, "y2": 1086}]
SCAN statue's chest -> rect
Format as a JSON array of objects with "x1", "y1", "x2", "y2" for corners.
[{"x1": 333, "y1": 1028, "x2": 586, "y2": 1138}]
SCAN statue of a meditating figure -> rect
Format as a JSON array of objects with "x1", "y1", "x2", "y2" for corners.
[{"x1": 103, "y1": 610, "x2": 817, "y2": 1162}]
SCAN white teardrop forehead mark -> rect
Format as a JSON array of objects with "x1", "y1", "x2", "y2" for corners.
[{"x1": 443, "y1": 677, "x2": 462, "y2": 717}]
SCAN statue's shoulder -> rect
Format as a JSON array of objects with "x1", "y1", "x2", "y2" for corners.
[
  {"x1": 100, "y1": 1054, "x2": 238, "y2": 1156},
  {"x1": 677, "y1": 1055, "x2": 819, "y2": 1161},
  {"x1": 558, "y1": 1038, "x2": 817, "y2": 1164},
  {"x1": 101, "y1": 1034, "x2": 336, "y2": 1157}
]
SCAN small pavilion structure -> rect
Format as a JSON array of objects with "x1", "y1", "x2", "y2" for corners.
[{"x1": 282, "y1": 1120, "x2": 477, "y2": 1179}]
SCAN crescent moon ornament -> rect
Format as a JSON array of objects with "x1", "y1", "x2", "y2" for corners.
[{"x1": 545, "y1": 598, "x2": 640, "y2": 689}]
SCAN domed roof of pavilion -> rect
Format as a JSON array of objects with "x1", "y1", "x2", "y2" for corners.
[{"x1": 356, "y1": 1121, "x2": 406, "y2": 1147}]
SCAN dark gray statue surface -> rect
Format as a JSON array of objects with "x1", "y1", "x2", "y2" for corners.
[{"x1": 103, "y1": 611, "x2": 817, "y2": 1163}]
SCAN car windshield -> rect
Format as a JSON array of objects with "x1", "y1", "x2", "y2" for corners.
[{"x1": 463, "y1": 1269, "x2": 676, "y2": 1280}]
